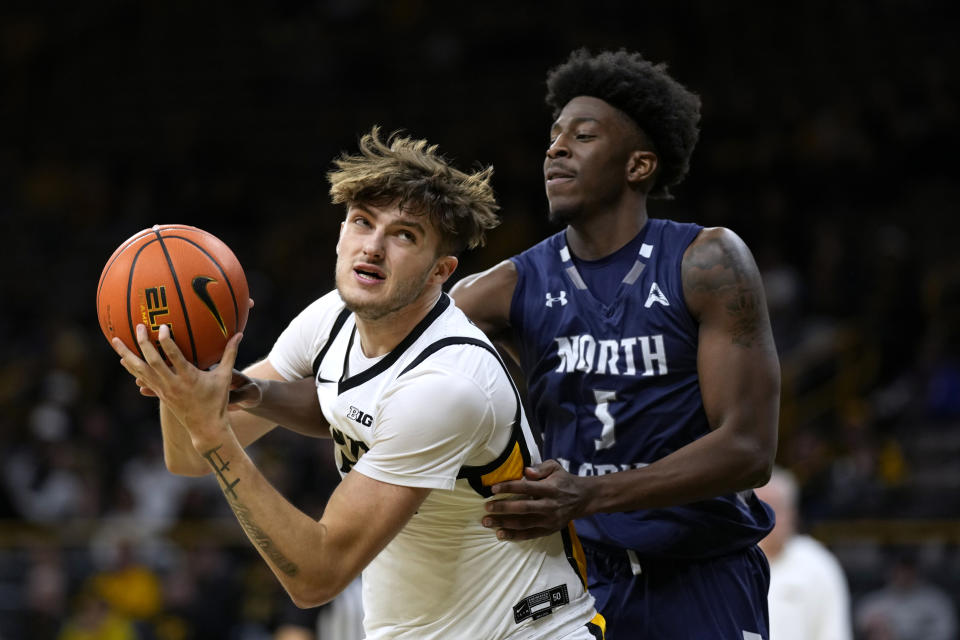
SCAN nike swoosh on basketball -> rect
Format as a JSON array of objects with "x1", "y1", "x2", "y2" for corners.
[{"x1": 192, "y1": 276, "x2": 229, "y2": 337}]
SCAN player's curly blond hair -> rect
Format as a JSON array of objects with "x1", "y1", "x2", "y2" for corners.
[{"x1": 328, "y1": 126, "x2": 501, "y2": 255}]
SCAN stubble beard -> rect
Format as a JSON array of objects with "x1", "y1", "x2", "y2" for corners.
[{"x1": 336, "y1": 261, "x2": 434, "y2": 321}]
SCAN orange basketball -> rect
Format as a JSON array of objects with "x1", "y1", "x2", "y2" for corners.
[{"x1": 96, "y1": 224, "x2": 250, "y2": 370}]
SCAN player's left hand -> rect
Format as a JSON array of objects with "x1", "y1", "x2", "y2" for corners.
[
  {"x1": 227, "y1": 369, "x2": 263, "y2": 410},
  {"x1": 481, "y1": 459, "x2": 592, "y2": 541},
  {"x1": 112, "y1": 323, "x2": 242, "y2": 447}
]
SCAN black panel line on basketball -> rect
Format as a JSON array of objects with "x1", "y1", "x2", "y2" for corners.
[
  {"x1": 152, "y1": 229, "x2": 200, "y2": 366},
  {"x1": 99, "y1": 229, "x2": 150, "y2": 303},
  {"x1": 126, "y1": 239, "x2": 158, "y2": 362},
  {"x1": 165, "y1": 234, "x2": 241, "y2": 332}
]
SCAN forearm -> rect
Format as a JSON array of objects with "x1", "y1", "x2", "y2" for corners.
[
  {"x1": 194, "y1": 422, "x2": 343, "y2": 607},
  {"x1": 584, "y1": 425, "x2": 773, "y2": 514},
  {"x1": 242, "y1": 377, "x2": 330, "y2": 438},
  {"x1": 160, "y1": 402, "x2": 213, "y2": 476}
]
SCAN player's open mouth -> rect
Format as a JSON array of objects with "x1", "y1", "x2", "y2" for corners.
[{"x1": 355, "y1": 268, "x2": 385, "y2": 281}]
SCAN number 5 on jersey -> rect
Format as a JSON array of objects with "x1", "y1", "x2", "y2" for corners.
[{"x1": 593, "y1": 389, "x2": 617, "y2": 451}]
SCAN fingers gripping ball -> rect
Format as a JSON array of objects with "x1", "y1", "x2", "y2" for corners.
[{"x1": 96, "y1": 224, "x2": 250, "y2": 370}]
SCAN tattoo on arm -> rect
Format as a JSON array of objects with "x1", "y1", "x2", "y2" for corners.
[
  {"x1": 204, "y1": 445, "x2": 240, "y2": 498},
  {"x1": 683, "y1": 236, "x2": 763, "y2": 348},
  {"x1": 229, "y1": 495, "x2": 300, "y2": 576},
  {"x1": 202, "y1": 445, "x2": 300, "y2": 577}
]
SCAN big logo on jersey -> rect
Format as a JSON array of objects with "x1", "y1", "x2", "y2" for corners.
[
  {"x1": 554, "y1": 334, "x2": 668, "y2": 376},
  {"x1": 347, "y1": 405, "x2": 374, "y2": 427}
]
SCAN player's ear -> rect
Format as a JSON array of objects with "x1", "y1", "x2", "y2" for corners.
[
  {"x1": 431, "y1": 255, "x2": 458, "y2": 285},
  {"x1": 627, "y1": 150, "x2": 658, "y2": 185}
]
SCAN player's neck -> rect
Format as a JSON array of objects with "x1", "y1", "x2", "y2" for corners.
[
  {"x1": 565, "y1": 203, "x2": 649, "y2": 261},
  {"x1": 354, "y1": 288, "x2": 443, "y2": 357}
]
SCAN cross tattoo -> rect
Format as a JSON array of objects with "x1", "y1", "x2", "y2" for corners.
[{"x1": 203, "y1": 445, "x2": 240, "y2": 499}]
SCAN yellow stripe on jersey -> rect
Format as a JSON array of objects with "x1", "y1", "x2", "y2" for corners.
[
  {"x1": 563, "y1": 522, "x2": 590, "y2": 587},
  {"x1": 480, "y1": 441, "x2": 524, "y2": 486},
  {"x1": 590, "y1": 612, "x2": 607, "y2": 637}
]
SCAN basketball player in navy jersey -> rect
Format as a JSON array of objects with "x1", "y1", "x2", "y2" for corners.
[{"x1": 451, "y1": 49, "x2": 780, "y2": 638}]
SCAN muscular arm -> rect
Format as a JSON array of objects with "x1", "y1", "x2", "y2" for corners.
[
  {"x1": 484, "y1": 227, "x2": 780, "y2": 537},
  {"x1": 449, "y1": 260, "x2": 520, "y2": 362},
  {"x1": 195, "y1": 425, "x2": 427, "y2": 607},
  {"x1": 116, "y1": 325, "x2": 429, "y2": 607},
  {"x1": 588, "y1": 227, "x2": 779, "y2": 507},
  {"x1": 677, "y1": 227, "x2": 780, "y2": 488}
]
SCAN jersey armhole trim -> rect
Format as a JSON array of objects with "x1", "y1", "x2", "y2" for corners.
[
  {"x1": 312, "y1": 307, "x2": 353, "y2": 379},
  {"x1": 508, "y1": 255, "x2": 527, "y2": 335},
  {"x1": 398, "y1": 336, "x2": 533, "y2": 498},
  {"x1": 676, "y1": 225, "x2": 705, "y2": 331}
]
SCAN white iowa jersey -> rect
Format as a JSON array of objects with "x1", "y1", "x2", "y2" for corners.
[{"x1": 269, "y1": 291, "x2": 598, "y2": 640}]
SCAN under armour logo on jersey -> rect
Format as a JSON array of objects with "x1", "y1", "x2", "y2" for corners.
[
  {"x1": 545, "y1": 291, "x2": 568, "y2": 307},
  {"x1": 644, "y1": 282, "x2": 670, "y2": 308}
]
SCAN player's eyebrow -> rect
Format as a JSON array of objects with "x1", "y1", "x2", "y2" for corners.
[
  {"x1": 353, "y1": 203, "x2": 427, "y2": 235},
  {"x1": 551, "y1": 116, "x2": 601, "y2": 133}
]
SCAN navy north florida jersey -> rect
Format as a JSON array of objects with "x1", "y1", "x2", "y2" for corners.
[{"x1": 510, "y1": 218, "x2": 773, "y2": 560}]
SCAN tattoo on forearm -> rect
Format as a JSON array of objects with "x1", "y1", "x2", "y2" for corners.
[
  {"x1": 203, "y1": 445, "x2": 240, "y2": 499},
  {"x1": 229, "y1": 495, "x2": 300, "y2": 576},
  {"x1": 684, "y1": 238, "x2": 762, "y2": 348},
  {"x1": 202, "y1": 445, "x2": 299, "y2": 577}
]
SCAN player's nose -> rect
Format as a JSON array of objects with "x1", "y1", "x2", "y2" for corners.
[
  {"x1": 362, "y1": 230, "x2": 385, "y2": 259},
  {"x1": 546, "y1": 131, "x2": 572, "y2": 159}
]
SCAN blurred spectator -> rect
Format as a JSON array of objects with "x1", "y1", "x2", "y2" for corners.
[
  {"x1": 161, "y1": 544, "x2": 242, "y2": 639},
  {"x1": 118, "y1": 439, "x2": 193, "y2": 535},
  {"x1": 854, "y1": 549, "x2": 958, "y2": 640},
  {"x1": 756, "y1": 466, "x2": 853, "y2": 640},
  {"x1": 56, "y1": 582, "x2": 138, "y2": 640},
  {"x1": 23, "y1": 544, "x2": 68, "y2": 640},
  {"x1": 89, "y1": 541, "x2": 163, "y2": 624}
]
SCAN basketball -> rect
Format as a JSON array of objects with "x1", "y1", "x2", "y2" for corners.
[{"x1": 96, "y1": 224, "x2": 250, "y2": 370}]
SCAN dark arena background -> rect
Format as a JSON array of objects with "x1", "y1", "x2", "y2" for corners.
[{"x1": 1, "y1": 2, "x2": 957, "y2": 638}]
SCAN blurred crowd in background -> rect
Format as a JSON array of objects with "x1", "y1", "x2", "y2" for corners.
[{"x1": 1, "y1": 2, "x2": 958, "y2": 638}]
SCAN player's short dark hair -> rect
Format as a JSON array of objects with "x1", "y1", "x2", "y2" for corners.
[
  {"x1": 545, "y1": 48, "x2": 702, "y2": 199},
  {"x1": 328, "y1": 126, "x2": 501, "y2": 255}
]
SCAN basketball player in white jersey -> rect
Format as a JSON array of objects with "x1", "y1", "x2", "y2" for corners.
[{"x1": 111, "y1": 127, "x2": 604, "y2": 640}]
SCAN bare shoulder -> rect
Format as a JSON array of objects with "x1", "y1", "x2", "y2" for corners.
[
  {"x1": 449, "y1": 259, "x2": 517, "y2": 335},
  {"x1": 682, "y1": 227, "x2": 771, "y2": 347}
]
